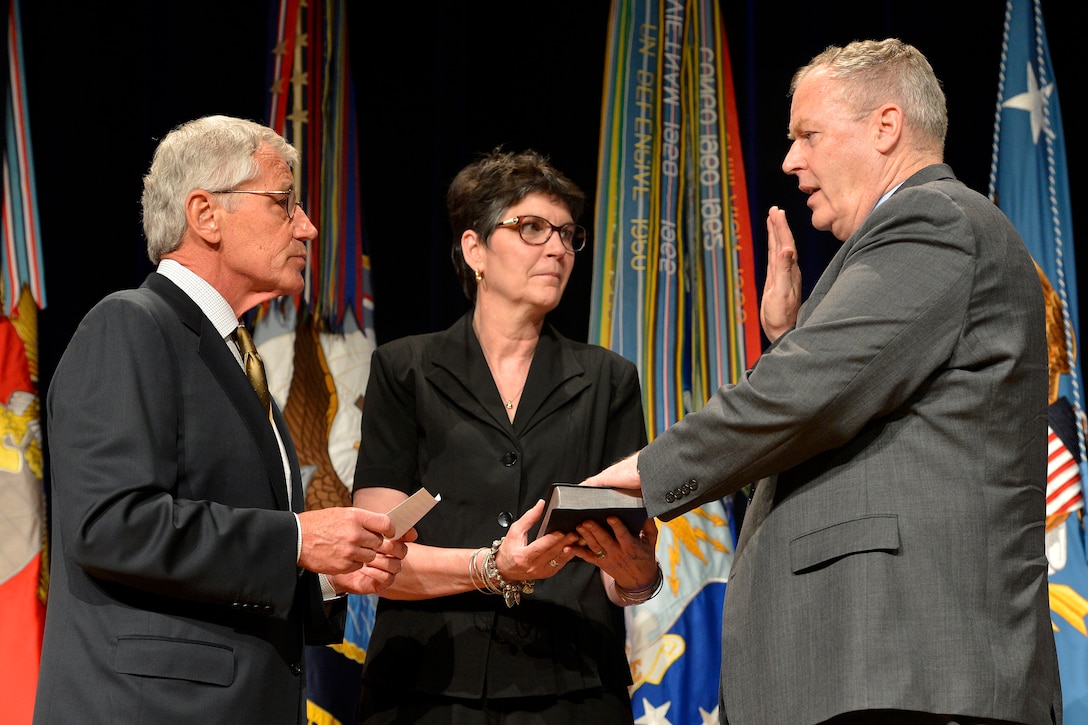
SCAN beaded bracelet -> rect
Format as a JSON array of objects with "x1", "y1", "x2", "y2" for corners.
[
  {"x1": 614, "y1": 562, "x2": 664, "y2": 606},
  {"x1": 483, "y1": 537, "x2": 535, "y2": 607}
]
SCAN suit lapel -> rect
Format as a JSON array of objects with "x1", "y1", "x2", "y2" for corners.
[
  {"x1": 516, "y1": 325, "x2": 588, "y2": 434},
  {"x1": 427, "y1": 314, "x2": 589, "y2": 437},
  {"x1": 427, "y1": 315, "x2": 505, "y2": 431},
  {"x1": 143, "y1": 273, "x2": 292, "y2": 511},
  {"x1": 273, "y1": 404, "x2": 305, "y2": 514}
]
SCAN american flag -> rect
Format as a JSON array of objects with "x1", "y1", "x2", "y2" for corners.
[{"x1": 1048, "y1": 423, "x2": 1084, "y2": 518}]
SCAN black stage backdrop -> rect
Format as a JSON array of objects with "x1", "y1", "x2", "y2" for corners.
[{"x1": 21, "y1": 0, "x2": 1085, "y2": 402}]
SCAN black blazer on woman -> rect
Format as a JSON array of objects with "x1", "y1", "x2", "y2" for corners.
[{"x1": 354, "y1": 313, "x2": 647, "y2": 700}]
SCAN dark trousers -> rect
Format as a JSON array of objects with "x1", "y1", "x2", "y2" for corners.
[
  {"x1": 358, "y1": 684, "x2": 635, "y2": 725},
  {"x1": 822, "y1": 711, "x2": 1030, "y2": 725}
]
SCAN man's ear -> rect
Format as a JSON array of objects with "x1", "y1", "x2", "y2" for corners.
[
  {"x1": 186, "y1": 189, "x2": 221, "y2": 245},
  {"x1": 873, "y1": 103, "x2": 903, "y2": 153}
]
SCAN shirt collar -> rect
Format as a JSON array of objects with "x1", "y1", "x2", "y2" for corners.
[
  {"x1": 156, "y1": 259, "x2": 242, "y2": 339},
  {"x1": 874, "y1": 182, "x2": 905, "y2": 211}
]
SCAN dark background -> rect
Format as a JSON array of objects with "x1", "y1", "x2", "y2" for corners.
[{"x1": 19, "y1": 1, "x2": 1085, "y2": 400}]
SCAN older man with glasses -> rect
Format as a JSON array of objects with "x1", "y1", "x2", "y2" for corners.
[{"x1": 35, "y1": 115, "x2": 413, "y2": 725}]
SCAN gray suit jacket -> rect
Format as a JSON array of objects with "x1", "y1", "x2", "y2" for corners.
[
  {"x1": 34, "y1": 273, "x2": 341, "y2": 725},
  {"x1": 637, "y1": 165, "x2": 1062, "y2": 725}
]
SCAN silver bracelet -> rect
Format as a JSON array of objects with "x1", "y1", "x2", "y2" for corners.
[
  {"x1": 614, "y1": 562, "x2": 664, "y2": 606},
  {"x1": 483, "y1": 537, "x2": 535, "y2": 607},
  {"x1": 468, "y1": 546, "x2": 491, "y2": 593}
]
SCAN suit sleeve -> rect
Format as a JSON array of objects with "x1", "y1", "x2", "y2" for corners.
[
  {"x1": 638, "y1": 187, "x2": 977, "y2": 519},
  {"x1": 46, "y1": 294, "x2": 302, "y2": 617}
]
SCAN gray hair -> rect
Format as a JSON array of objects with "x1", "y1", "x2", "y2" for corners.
[
  {"x1": 141, "y1": 115, "x2": 298, "y2": 264},
  {"x1": 790, "y1": 38, "x2": 947, "y2": 154}
]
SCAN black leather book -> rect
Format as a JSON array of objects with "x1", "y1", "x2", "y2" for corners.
[{"x1": 535, "y1": 483, "x2": 648, "y2": 539}]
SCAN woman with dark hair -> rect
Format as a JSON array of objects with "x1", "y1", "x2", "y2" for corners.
[{"x1": 352, "y1": 148, "x2": 661, "y2": 724}]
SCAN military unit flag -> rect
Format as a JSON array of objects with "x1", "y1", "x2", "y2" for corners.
[
  {"x1": 989, "y1": 0, "x2": 1086, "y2": 720},
  {"x1": 591, "y1": 0, "x2": 758, "y2": 720}
]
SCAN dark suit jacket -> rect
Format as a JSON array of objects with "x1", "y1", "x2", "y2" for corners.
[
  {"x1": 354, "y1": 313, "x2": 646, "y2": 701},
  {"x1": 638, "y1": 165, "x2": 1062, "y2": 724},
  {"x1": 34, "y1": 273, "x2": 342, "y2": 725}
]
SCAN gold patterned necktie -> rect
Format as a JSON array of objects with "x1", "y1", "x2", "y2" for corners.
[{"x1": 233, "y1": 325, "x2": 271, "y2": 416}]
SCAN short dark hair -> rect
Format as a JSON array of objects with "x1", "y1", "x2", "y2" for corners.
[{"x1": 447, "y1": 148, "x2": 585, "y2": 303}]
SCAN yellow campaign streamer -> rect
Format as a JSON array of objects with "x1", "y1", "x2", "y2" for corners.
[{"x1": 591, "y1": 1, "x2": 755, "y2": 720}]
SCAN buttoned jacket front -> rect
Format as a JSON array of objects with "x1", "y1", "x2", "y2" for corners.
[
  {"x1": 354, "y1": 312, "x2": 646, "y2": 699},
  {"x1": 35, "y1": 273, "x2": 341, "y2": 725},
  {"x1": 637, "y1": 165, "x2": 1062, "y2": 725}
]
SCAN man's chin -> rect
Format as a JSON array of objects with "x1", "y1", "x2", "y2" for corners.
[
  {"x1": 279, "y1": 275, "x2": 305, "y2": 298},
  {"x1": 809, "y1": 214, "x2": 831, "y2": 233}
]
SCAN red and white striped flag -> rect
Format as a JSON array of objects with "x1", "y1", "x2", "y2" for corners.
[
  {"x1": 1, "y1": 1, "x2": 47, "y2": 722},
  {"x1": 1048, "y1": 424, "x2": 1084, "y2": 518}
]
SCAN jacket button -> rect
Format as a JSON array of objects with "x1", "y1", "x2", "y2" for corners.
[
  {"x1": 290, "y1": 663, "x2": 302, "y2": 676},
  {"x1": 501, "y1": 452, "x2": 518, "y2": 466},
  {"x1": 497, "y1": 511, "x2": 513, "y2": 528}
]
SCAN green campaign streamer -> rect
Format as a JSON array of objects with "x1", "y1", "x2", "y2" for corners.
[
  {"x1": 591, "y1": 0, "x2": 758, "y2": 439},
  {"x1": 590, "y1": 3, "x2": 759, "y2": 718}
]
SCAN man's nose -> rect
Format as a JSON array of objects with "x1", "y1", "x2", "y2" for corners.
[
  {"x1": 293, "y1": 206, "x2": 319, "y2": 240},
  {"x1": 782, "y1": 141, "x2": 803, "y2": 175}
]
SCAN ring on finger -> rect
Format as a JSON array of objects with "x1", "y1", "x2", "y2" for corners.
[
  {"x1": 549, "y1": 559, "x2": 559, "y2": 567},
  {"x1": 596, "y1": 550, "x2": 606, "y2": 559}
]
